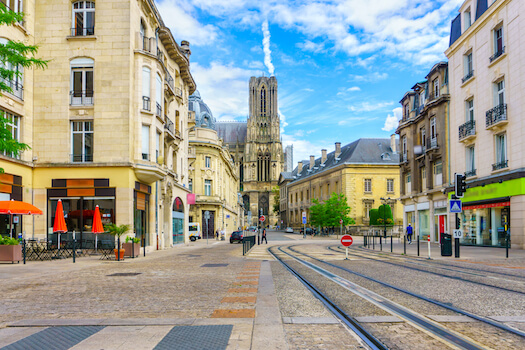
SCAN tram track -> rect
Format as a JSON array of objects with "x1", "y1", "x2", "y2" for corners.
[
  {"x1": 329, "y1": 246, "x2": 525, "y2": 294},
  {"x1": 270, "y1": 244, "x2": 525, "y2": 349}
]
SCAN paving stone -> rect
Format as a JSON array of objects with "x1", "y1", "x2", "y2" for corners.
[
  {"x1": 211, "y1": 309, "x2": 255, "y2": 318},
  {"x1": 221, "y1": 297, "x2": 257, "y2": 304}
]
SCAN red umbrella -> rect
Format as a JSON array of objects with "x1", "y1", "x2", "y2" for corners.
[
  {"x1": 0, "y1": 200, "x2": 43, "y2": 238},
  {"x1": 92, "y1": 205, "x2": 104, "y2": 252},
  {"x1": 53, "y1": 200, "x2": 67, "y2": 249}
]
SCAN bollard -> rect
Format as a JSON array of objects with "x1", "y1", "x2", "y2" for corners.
[
  {"x1": 380, "y1": 236, "x2": 382, "y2": 251},
  {"x1": 390, "y1": 235, "x2": 393, "y2": 253},
  {"x1": 73, "y1": 238, "x2": 76, "y2": 263},
  {"x1": 506, "y1": 233, "x2": 509, "y2": 258},
  {"x1": 132, "y1": 240, "x2": 135, "y2": 259},
  {"x1": 417, "y1": 235, "x2": 420, "y2": 256},
  {"x1": 143, "y1": 236, "x2": 146, "y2": 257},
  {"x1": 427, "y1": 235, "x2": 431, "y2": 259},
  {"x1": 455, "y1": 237, "x2": 460, "y2": 258},
  {"x1": 372, "y1": 235, "x2": 375, "y2": 250},
  {"x1": 403, "y1": 234, "x2": 406, "y2": 255},
  {"x1": 22, "y1": 239, "x2": 26, "y2": 264}
]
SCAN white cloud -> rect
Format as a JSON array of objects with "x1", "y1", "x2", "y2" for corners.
[
  {"x1": 382, "y1": 107, "x2": 403, "y2": 131},
  {"x1": 348, "y1": 86, "x2": 361, "y2": 91},
  {"x1": 348, "y1": 101, "x2": 394, "y2": 112},
  {"x1": 349, "y1": 72, "x2": 388, "y2": 82},
  {"x1": 281, "y1": 134, "x2": 332, "y2": 170},
  {"x1": 262, "y1": 20, "x2": 275, "y2": 76}
]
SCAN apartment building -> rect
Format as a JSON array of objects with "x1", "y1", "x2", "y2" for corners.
[
  {"x1": 396, "y1": 62, "x2": 450, "y2": 242},
  {"x1": 0, "y1": 0, "x2": 196, "y2": 249},
  {"x1": 445, "y1": 0, "x2": 524, "y2": 248}
]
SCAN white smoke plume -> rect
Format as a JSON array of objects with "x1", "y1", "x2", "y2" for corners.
[{"x1": 262, "y1": 20, "x2": 275, "y2": 76}]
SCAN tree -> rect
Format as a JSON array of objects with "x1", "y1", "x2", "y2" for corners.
[
  {"x1": 309, "y1": 193, "x2": 355, "y2": 232},
  {"x1": 309, "y1": 198, "x2": 325, "y2": 229},
  {"x1": 370, "y1": 204, "x2": 393, "y2": 226},
  {"x1": 271, "y1": 186, "x2": 280, "y2": 215},
  {"x1": 0, "y1": 4, "x2": 47, "y2": 166}
]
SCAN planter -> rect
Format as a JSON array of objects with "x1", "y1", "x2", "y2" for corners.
[
  {"x1": 0, "y1": 245, "x2": 22, "y2": 263},
  {"x1": 122, "y1": 242, "x2": 140, "y2": 257},
  {"x1": 113, "y1": 249, "x2": 125, "y2": 260}
]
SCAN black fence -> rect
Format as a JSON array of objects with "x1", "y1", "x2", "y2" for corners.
[
  {"x1": 22, "y1": 239, "x2": 116, "y2": 261},
  {"x1": 242, "y1": 234, "x2": 256, "y2": 256}
]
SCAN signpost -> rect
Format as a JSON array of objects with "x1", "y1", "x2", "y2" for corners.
[
  {"x1": 450, "y1": 197, "x2": 462, "y2": 258},
  {"x1": 204, "y1": 210, "x2": 210, "y2": 245},
  {"x1": 302, "y1": 211, "x2": 306, "y2": 238},
  {"x1": 259, "y1": 215, "x2": 265, "y2": 223},
  {"x1": 339, "y1": 218, "x2": 343, "y2": 239},
  {"x1": 341, "y1": 235, "x2": 353, "y2": 260}
]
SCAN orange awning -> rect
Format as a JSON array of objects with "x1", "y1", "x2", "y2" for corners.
[
  {"x1": 92, "y1": 205, "x2": 104, "y2": 234},
  {"x1": 0, "y1": 200, "x2": 43, "y2": 215},
  {"x1": 53, "y1": 199, "x2": 67, "y2": 233}
]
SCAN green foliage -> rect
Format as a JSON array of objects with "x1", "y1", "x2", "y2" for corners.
[
  {"x1": 0, "y1": 235, "x2": 20, "y2": 245},
  {"x1": 308, "y1": 193, "x2": 355, "y2": 230},
  {"x1": 369, "y1": 209, "x2": 379, "y2": 225},
  {"x1": 271, "y1": 186, "x2": 280, "y2": 215},
  {"x1": 370, "y1": 204, "x2": 393, "y2": 226},
  {"x1": 125, "y1": 236, "x2": 140, "y2": 243},
  {"x1": 308, "y1": 198, "x2": 325, "y2": 228},
  {"x1": 104, "y1": 224, "x2": 130, "y2": 237}
]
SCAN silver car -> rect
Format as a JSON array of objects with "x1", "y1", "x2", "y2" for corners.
[{"x1": 285, "y1": 227, "x2": 293, "y2": 233}]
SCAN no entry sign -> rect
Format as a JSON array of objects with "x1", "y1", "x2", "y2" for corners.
[
  {"x1": 259, "y1": 215, "x2": 265, "y2": 222},
  {"x1": 341, "y1": 235, "x2": 353, "y2": 247}
]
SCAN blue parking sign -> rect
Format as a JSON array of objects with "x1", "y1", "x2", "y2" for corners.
[{"x1": 302, "y1": 217, "x2": 307, "y2": 224}]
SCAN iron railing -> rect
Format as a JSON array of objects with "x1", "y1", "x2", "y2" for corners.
[
  {"x1": 242, "y1": 234, "x2": 256, "y2": 255},
  {"x1": 486, "y1": 104, "x2": 507, "y2": 127},
  {"x1": 1, "y1": 79, "x2": 23, "y2": 99},
  {"x1": 165, "y1": 71, "x2": 174, "y2": 91},
  {"x1": 156, "y1": 102, "x2": 162, "y2": 117},
  {"x1": 428, "y1": 91, "x2": 439, "y2": 101},
  {"x1": 142, "y1": 96, "x2": 151, "y2": 111},
  {"x1": 71, "y1": 153, "x2": 93, "y2": 163},
  {"x1": 71, "y1": 27, "x2": 95, "y2": 36},
  {"x1": 462, "y1": 70, "x2": 474, "y2": 83},
  {"x1": 174, "y1": 87, "x2": 182, "y2": 98},
  {"x1": 459, "y1": 120, "x2": 476, "y2": 140},
  {"x1": 70, "y1": 90, "x2": 94, "y2": 106},
  {"x1": 492, "y1": 160, "x2": 508, "y2": 171},
  {"x1": 165, "y1": 116, "x2": 174, "y2": 135},
  {"x1": 489, "y1": 46, "x2": 505, "y2": 63},
  {"x1": 465, "y1": 169, "x2": 477, "y2": 177},
  {"x1": 427, "y1": 137, "x2": 438, "y2": 149}
]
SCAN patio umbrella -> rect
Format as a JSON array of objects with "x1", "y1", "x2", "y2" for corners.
[
  {"x1": 0, "y1": 200, "x2": 43, "y2": 238},
  {"x1": 92, "y1": 205, "x2": 104, "y2": 252},
  {"x1": 53, "y1": 199, "x2": 67, "y2": 249}
]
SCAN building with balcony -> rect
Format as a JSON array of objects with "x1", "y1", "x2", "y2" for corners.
[
  {"x1": 0, "y1": 0, "x2": 195, "y2": 249},
  {"x1": 280, "y1": 139, "x2": 401, "y2": 230},
  {"x1": 187, "y1": 92, "x2": 241, "y2": 239},
  {"x1": 396, "y1": 62, "x2": 450, "y2": 242},
  {"x1": 445, "y1": 0, "x2": 524, "y2": 248}
]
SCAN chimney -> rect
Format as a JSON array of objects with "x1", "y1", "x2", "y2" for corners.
[
  {"x1": 321, "y1": 149, "x2": 327, "y2": 164},
  {"x1": 335, "y1": 142, "x2": 341, "y2": 158},
  {"x1": 310, "y1": 155, "x2": 315, "y2": 169},
  {"x1": 390, "y1": 134, "x2": 397, "y2": 153},
  {"x1": 180, "y1": 40, "x2": 191, "y2": 59},
  {"x1": 297, "y1": 161, "x2": 303, "y2": 173}
]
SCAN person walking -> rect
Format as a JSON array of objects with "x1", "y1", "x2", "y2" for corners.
[
  {"x1": 406, "y1": 223, "x2": 413, "y2": 244},
  {"x1": 261, "y1": 227, "x2": 268, "y2": 244}
]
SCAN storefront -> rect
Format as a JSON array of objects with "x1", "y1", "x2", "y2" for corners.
[
  {"x1": 172, "y1": 197, "x2": 184, "y2": 244},
  {"x1": 0, "y1": 173, "x2": 23, "y2": 238},
  {"x1": 459, "y1": 199, "x2": 509, "y2": 247},
  {"x1": 134, "y1": 182, "x2": 150, "y2": 246}
]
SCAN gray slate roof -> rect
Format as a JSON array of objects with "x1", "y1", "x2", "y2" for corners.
[
  {"x1": 289, "y1": 138, "x2": 399, "y2": 183},
  {"x1": 216, "y1": 122, "x2": 247, "y2": 144}
]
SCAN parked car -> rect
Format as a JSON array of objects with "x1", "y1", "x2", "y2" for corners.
[
  {"x1": 230, "y1": 230, "x2": 244, "y2": 244},
  {"x1": 285, "y1": 227, "x2": 293, "y2": 233},
  {"x1": 247, "y1": 226, "x2": 258, "y2": 233}
]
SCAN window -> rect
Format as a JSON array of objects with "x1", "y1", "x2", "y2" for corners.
[
  {"x1": 466, "y1": 146, "x2": 475, "y2": 176},
  {"x1": 141, "y1": 125, "x2": 149, "y2": 160},
  {"x1": 494, "y1": 133, "x2": 507, "y2": 170},
  {"x1": 364, "y1": 179, "x2": 372, "y2": 193},
  {"x1": 432, "y1": 78, "x2": 439, "y2": 98},
  {"x1": 402, "y1": 135, "x2": 407, "y2": 162},
  {"x1": 72, "y1": 1, "x2": 95, "y2": 36},
  {"x1": 2, "y1": 0, "x2": 22, "y2": 13},
  {"x1": 387, "y1": 179, "x2": 394, "y2": 193},
  {"x1": 464, "y1": 9, "x2": 471, "y2": 31},
  {"x1": 433, "y1": 161, "x2": 443, "y2": 187},
  {"x1": 155, "y1": 74, "x2": 162, "y2": 116},
  {"x1": 326, "y1": 184, "x2": 330, "y2": 197},
  {"x1": 495, "y1": 80, "x2": 505, "y2": 106},
  {"x1": 466, "y1": 99, "x2": 474, "y2": 121},
  {"x1": 205, "y1": 156, "x2": 211, "y2": 168},
  {"x1": 71, "y1": 121, "x2": 93, "y2": 162},
  {"x1": 364, "y1": 202, "x2": 372, "y2": 220},
  {"x1": 261, "y1": 86, "x2": 267, "y2": 116},
  {"x1": 155, "y1": 132, "x2": 160, "y2": 163},
  {"x1": 0, "y1": 38, "x2": 23, "y2": 100},
  {"x1": 70, "y1": 58, "x2": 94, "y2": 106},
  {"x1": 204, "y1": 179, "x2": 212, "y2": 196},
  {"x1": 421, "y1": 167, "x2": 427, "y2": 191},
  {"x1": 463, "y1": 52, "x2": 473, "y2": 82},
  {"x1": 142, "y1": 67, "x2": 151, "y2": 111},
  {"x1": 420, "y1": 127, "x2": 426, "y2": 151},
  {"x1": 494, "y1": 25, "x2": 504, "y2": 56},
  {"x1": 430, "y1": 117, "x2": 437, "y2": 139},
  {"x1": 189, "y1": 179, "x2": 193, "y2": 192},
  {"x1": 0, "y1": 109, "x2": 20, "y2": 158},
  {"x1": 405, "y1": 172, "x2": 411, "y2": 194},
  {"x1": 419, "y1": 90, "x2": 425, "y2": 107},
  {"x1": 335, "y1": 182, "x2": 338, "y2": 194},
  {"x1": 403, "y1": 103, "x2": 409, "y2": 119},
  {"x1": 290, "y1": 194, "x2": 292, "y2": 204}
]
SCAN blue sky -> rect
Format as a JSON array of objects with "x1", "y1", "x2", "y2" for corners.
[{"x1": 157, "y1": 0, "x2": 463, "y2": 164}]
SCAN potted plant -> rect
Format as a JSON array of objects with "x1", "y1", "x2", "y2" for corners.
[
  {"x1": 104, "y1": 223, "x2": 130, "y2": 261},
  {"x1": 123, "y1": 236, "x2": 140, "y2": 258},
  {"x1": 0, "y1": 236, "x2": 22, "y2": 263}
]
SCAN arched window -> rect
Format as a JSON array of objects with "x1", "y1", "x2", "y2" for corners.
[
  {"x1": 72, "y1": 1, "x2": 95, "y2": 36},
  {"x1": 70, "y1": 58, "x2": 94, "y2": 106}
]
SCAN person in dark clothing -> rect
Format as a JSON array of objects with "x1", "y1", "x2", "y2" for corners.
[
  {"x1": 261, "y1": 227, "x2": 268, "y2": 244},
  {"x1": 406, "y1": 223, "x2": 413, "y2": 244}
]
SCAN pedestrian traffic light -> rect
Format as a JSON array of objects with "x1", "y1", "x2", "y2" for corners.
[
  {"x1": 455, "y1": 173, "x2": 467, "y2": 197},
  {"x1": 456, "y1": 214, "x2": 461, "y2": 229}
]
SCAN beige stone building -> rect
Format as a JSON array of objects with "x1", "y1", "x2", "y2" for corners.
[
  {"x1": 280, "y1": 139, "x2": 402, "y2": 231},
  {"x1": 0, "y1": 0, "x2": 196, "y2": 250},
  {"x1": 445, "y1": 0, "x2": 524, "y2": 248},
  {"x1": 396, "y1": 62, "x2": 451, "y2": 242},
  {"x1": 187, "y1": 92, "x2": 240, "y2": 239}
]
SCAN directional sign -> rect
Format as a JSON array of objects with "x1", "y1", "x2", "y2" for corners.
[
  {"x1": 450, "y1": 199, "x2": 462, "y2": 213},
  {"x1": 341, "y1": 235, "x2": 353, "y2": 247},
  {"x1": 259, "y1": 215, "x2": 265, "y2": 222},
  {"x1": 453, "y1": 229, "x2": 463, "y2": 239}
]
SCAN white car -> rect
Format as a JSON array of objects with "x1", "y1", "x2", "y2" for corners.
[{"x1": 285, "y1": 227, "x2": 293, "y2": 233}]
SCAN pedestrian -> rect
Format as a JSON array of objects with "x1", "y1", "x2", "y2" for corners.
[
  {"x1": 406, "y1": 223, "x2": 413, "y2": 244},
  {"x1": 215, "y1": 229, "x2": 219, "y2": 240},
  {"x1": 261, "y1": 227, "x2": 268, "y2": 244}
]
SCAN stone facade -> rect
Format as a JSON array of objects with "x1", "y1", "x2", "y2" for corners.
[{"x1": 0, "y1": 0, "x2": 195, "y2": 249}]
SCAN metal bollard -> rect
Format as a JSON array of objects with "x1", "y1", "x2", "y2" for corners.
[
  {"x1": 403, "y1": 234, "x2": 406, "y2": 255},
  {"x1": 23, "y1": 239, "x2": 26, "y2": 264},
  {"x1": 380, "y1": 236, "x2": 382, "y2": 251},
  {"x1": 506, "y1": 233, "x2": 509, "y2": 258},
  {"x1": 373, "y1": 235, "x2": 375, "y2": 250},
  {"x1": 73, "y1": 239, "x2": 76, "y2": 263},
  {"x1": 417, "y1": 235, "x2": 420, "y2": 256},
  {"x1": 390, "y1": 235, "x2": 393, "y2": 253}
]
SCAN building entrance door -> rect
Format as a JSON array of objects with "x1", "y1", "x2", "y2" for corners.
[{"x1": 202, "y1": 210, "x2": 215, "y2": 239}]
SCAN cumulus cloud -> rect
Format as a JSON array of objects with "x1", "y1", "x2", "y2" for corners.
[
  {"x1": 348, "y1": 101, "x2": 394, "y2": 112},
  {"x1": 262, "y1": 20, "x2": 275, "y2": 76},
  {"x1": 349, "y1": 72, "x2": 388, "y2": 82},
  {"x1": 347, "y1": 86, "x2": 361, "y2": 91},
  {"x1": 281, "y1": 134, "x2": 332, "y2": 171},
  {"x1": 382, "y1": 107, "x2": 403, "y2": 131}
]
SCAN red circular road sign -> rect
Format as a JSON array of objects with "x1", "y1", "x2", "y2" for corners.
[
  {"x1": 339, "y1": 219, "x2": 343, "y2": 224},
  {"x1": 341, "y1": 235, "x2": 353, "y2": 247},
  {"x1": 259, "y1": 215, "x2": 265, "y2": 222}
]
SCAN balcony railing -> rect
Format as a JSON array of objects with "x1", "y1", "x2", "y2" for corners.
[
  {"x1": 142, "y1": 153, "x2": 149, "y2": 161},
  {"x1": 465, "y1": 169, "x2": 477, "y2": 177},
  {"x1": 140, "y1": 35, "x2": 156, "y2": 54},
  {"x1": 489, "y1": 46, "x2": 505, "y2": 63},
  {"x1": 486, "y1": 104, "x2": 507, "y2": 127},
  {"x1": 70, "y1": 27, "x2": 95, "y2": 36},
  {"x1": 165, "y1": 116, "x2": 174, "y2": 135},
  {"x1": 462, "y1": 70, "x2": 474, "y2": 83},
  {"x1": 157, "y1": 48, "x2": 164, "y2": 62},
  {"x1": 1, "y1": 79, "x2": 23, "y2": 100},
  {"x1": 156, "y1": 102, "x2": 162, "y2": 117},
  {"x1": 402, "y1": 154, "x2": 408, "y2": 163},
  {"x1": 428, "y1": 91, "x2": 440, "y2": 101},
  {"x1": 165, "y1": 72, "x2": 174, "y2": 91},
  {"x1": 492, "y1": 160, "x2": 508, "y2": 171},
  {"x1": 142, "y1": 96, "x2": 151, "y2": 111},
  {"x1": 70, "y1": 90, "x2": 94, "y2": 106},
  {"x1": 429, "y1": 137, "x2": 438, "y2": 149},
  {"x1": 71, "y1": 153, "x2": 93, "y2": 163},
  {"x1": 174, "y1": 87, "x2": 182, "y2": 99},
  {"x1": 416, "y1": 104, "x2": 424, "y2": 115},
  {"x1": 459, "y1": 120, "x2": 476, "y2": 140}
]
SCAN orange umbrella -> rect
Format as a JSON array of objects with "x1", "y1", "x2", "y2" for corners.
[
  {"x1": 0, "y1": 200, "x2": 43, "y2": 238},
  {"x1": 92, "y1": 205, "x2": 104, "y2": 252},
  {"x1": 53, "y1": 199, "x2": 67, "y2": 249}
]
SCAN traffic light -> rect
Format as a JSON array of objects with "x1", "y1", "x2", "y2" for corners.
[
  {"x1": 455, "y1": 173, "x2": 467, "y2": 197},
  {"x1": 456, "y1": 214, "x2": 461, "y2": 229}
]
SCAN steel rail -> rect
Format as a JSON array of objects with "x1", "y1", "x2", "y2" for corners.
[
  {"x1": 280, "y1": 246, "x2": 493, "y2": 350},
  {"x1": 289, "y1": 245, "x2": 525, "y2": 339},
  {"x1": 267, "y1": 246, "x2": 387, "y2": 350}
]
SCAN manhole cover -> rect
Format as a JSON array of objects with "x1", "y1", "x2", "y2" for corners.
[
  {"x1": 107, "y1": 273, "x2": 142, "y2": 277},
  {"x1": 201, "y1": 264, "x2": 228, "y2": 267}
]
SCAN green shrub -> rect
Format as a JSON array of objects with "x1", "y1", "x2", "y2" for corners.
[
  {"x1": 125, "y1": 236, "x2": 140, "y2": 243},
  {"x1": 0, "y1": 236, "x2": 20, "y2": 245}
]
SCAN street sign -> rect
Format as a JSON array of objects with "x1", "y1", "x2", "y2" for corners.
[
  {"x1": 259, "y1": 215, "x2": 265, "y2": 222},
  {"x1": 339, "y1": 219, "x2": 343, "y2": 225},
  {"x1": 204, "y1": 210, "x2": 210, "y2": 220},
  {"x1": 450, "y1": 199, "x2": 462, "y2": 213},
  {"x1": 341, "y1": 235, "x2": 353, "y2": 247},
  {"x1": 453, "y1": 229, "x2": 463, "y2": 238},
  {"x1": 302, "y1": 217, "x2": 307, "y2": 224}
]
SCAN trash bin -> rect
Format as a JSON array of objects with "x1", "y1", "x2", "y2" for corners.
[{"x1": 440, "y1": 233, "x2": 452, "y2": 256}]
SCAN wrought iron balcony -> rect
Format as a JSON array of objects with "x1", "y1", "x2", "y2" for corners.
[
  {"x1": 492, "y1": 160, "x2": 508, "y2": 171},
  {"x1": 426, "y1": 137, "x2": 438, "y2": 150},
  {"x1": 459, "y1": 120, "x2": 476, "y2": 141},
  {"x1": 165, "y1": 116, "x2": 175, "y2": 135},
  {"x1": 142, "y1": 96, "x2": 151, "y2": 111},
  {"x1": 157, "y1": 48, "x2": 164, "y2": 62},
  {"x1": 165, "y1": 72, "x2": 174, "y2": 91},
  {"x1": 486, "y1": 104, "x2": 507, "y2": 128},
  {"x1": 462, "y1": 70, "x2": 474, "y2": 83},
  {"x1": 1, "y1": 79, "x2": 23, "y2": 100},
  {"x1": 489, "y1": 46, "x2": 505, "y2": 63},
  {"x1": 71, "y1": 27, "x2": 95, "y2": 36},
  {"x1": 156, "y1": 102, "x2": 162, "y2": 117},
  {"x1": 174, "y1": 87, "x2": 182, "y2": 99},
  {"x1": 402, "y1": 154, "x2": 408, "y2": 163},
  {"x1": 428, "y1": 91, "x2": 440, "y2": 101},
  {"x1": 70, "y1": 90, "x2": 94, "y2": 106},
  {"x1": 71, "y1": 153, "x2": 93, "y2": 163},
  {"x1": 465, "y1": 169, "x2": 477, "y2": 178}
]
